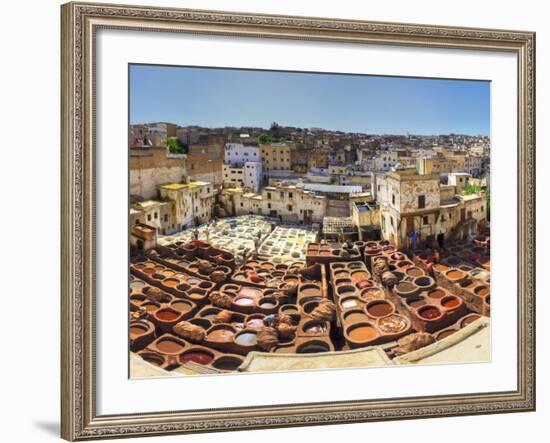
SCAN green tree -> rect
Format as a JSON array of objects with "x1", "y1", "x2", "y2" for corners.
[
  {"x1": 166, "y1": 138, "x2": 188, "y2": 154},
  {"x1": 460, "y1": 184, "x2": 482, "y2": 195}
]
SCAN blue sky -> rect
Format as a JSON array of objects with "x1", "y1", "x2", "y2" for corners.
[{"x1": 130, "y1": 64, "x2": 490, "y2": 136}]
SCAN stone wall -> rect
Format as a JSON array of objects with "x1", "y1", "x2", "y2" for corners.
[{"x1": 130, "y1": 147, "x2": 187, "y2": 199}]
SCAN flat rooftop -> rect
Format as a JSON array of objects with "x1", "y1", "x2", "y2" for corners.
[
  {"x1": 160, "y1": 181, "x2": 210, "y2": 190},
  {"x1": 302, "y1": 183, "x2": 363, "y2": 194}
]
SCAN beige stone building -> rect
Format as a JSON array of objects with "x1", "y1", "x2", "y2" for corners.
[
  {"x1": 350, "y1": 197, "x2": 382, "y2": 240},
  {"x1": 158, "y1": 180, "x2": 216, "y2": 229},
  {"x1": 221, "y1": 183, "x2": 327, "y2": 224},
  {"x1": 130, "y1": 146, "x2": 187, "y2": 200},
  {"x1": 260, "y1": 143, "x2": 292, "y2": 172},
  {"x1": 375, "y1": 168, "x2": 487, "y2": 248},
  {"x1": 130, "y1": 200, "x2": 174, "y2": 234}
]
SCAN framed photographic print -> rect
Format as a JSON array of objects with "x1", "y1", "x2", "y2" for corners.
[{"x1": 61, "y1": 1, "x2": 536, "y2": 440}]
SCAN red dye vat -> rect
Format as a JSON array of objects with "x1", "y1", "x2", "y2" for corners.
[
  {"x1": 419, "y1": 307, "x2": 441, "y2": 320},
  {"x1": 181, "y1": 351, "x2": 214, "y2": 365}
]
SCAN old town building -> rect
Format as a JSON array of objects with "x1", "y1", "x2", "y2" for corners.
[
  {"x1": 130, "y1": 145, "x2": 187, "y2": 200},
  {"x1": 223, "y1": 142, "x2": 263, "y2": 192},
  {"x1": 260, "y1": 143, "x2": 292, "y2": 172},
  {"x1": 158, "y1": 180, "x2": 216, "y2": 229},
  {"x1": 375, "y1": 167, "x2": 487, "y2": 248}
]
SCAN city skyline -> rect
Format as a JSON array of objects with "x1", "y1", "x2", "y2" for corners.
[{"x1": 130, "y1": 64, "x2": 491, "y2": 136}]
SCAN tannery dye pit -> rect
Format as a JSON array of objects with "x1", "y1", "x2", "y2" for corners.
[{"x1": 129, "y1": 219, "x2": 491, "y2": 376}]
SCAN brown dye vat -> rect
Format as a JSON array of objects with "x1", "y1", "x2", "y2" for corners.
[
  {"x1": 395, "y1": 281, "x2": 417, "y2": 296},
  {"x1": 156, "y1": 338, "x2": 185, "y2": 354},
  {"x1": 418, "y1": 305, "x2": 442, "y2": 320},
  {"x1": 200, "y1": 309, "x2": 220, "y2": 320},
  {"x1": 162, "y1": 270, "x2": 175, "y2": 278},
  {"x1": 171, "y1": 301, "x2": 192, "y2": 313},
  {"x1": 475, "y1": 285, "x2": 490, "y2": 297},
  {"x1": 297, "y1": 340, "x2": 330, "y2": 354},
  {"x1": 343, "y1": 310, "x2": 368, "y2": 324},
  {"x1": 397, "y1": 260, "x2": 413, "y2": 269},
  {"x1": 259, "y1": 298, "x2": 276, "y2": 309},
  {"x1": 441, "y1": 296, "x2": 461, "y2": 309},
  {"x1": 199, "y1": 281, "x2": 214, "y2": 289},
  {"x1": 347, "y1": 323, "x2": 378, "y2": 342},
  {"x1": 190, "y1": 318, "x2": 211, "y2": 329},
  {"x1": 334, "y1": 270, "x2": 351, "y2": 279},
  {"x1": 141, "y1": 353, "x2": 165, "y2": 367},
  {"x1": 187, "y1": 264, "x2": 199, "y2": 273},
  {"x1": 351, "y1": 271, "x2": 370, "y2": 282},
  {"x1": 378, "y1": 314, "x2": 409, "y2": 334},
  {"x1": 187, "y1": 277, "x2": 202, "y2": 286},
  {"x1": 433, "y1": 263, "x2": 449, "y2": 273},
  {"x1": 302, "y1": 300, "x2": 320, "y2": 314},
  {"x1": 283, "y1": 275, "x2": 299, "y2": 284},
  {"x1": 239, "y1": 287, "x2": 263, "y2": 299},
  {"x1": 461, "y1": 314, "x2": 481, "y2": 327},
  {"x1": 459, "y1": 279, "x2": 476, "y2": 290},
  {"x1": 187, "y1": 288, "x2": 207, "y2": 299},
  {"x1": 280, "y1": 304, "x2": 299, "y2": 314},
  {"x1": 207, "y1": 328, "x2": 235, "y2": 343},
  {"x1": 428, "y1": 289, "x2": 446, "y2": 299},
  {"x1": 151, "y1": 273, "x2": 165, "y2": 281},
  {"x1": 406, "y1": 267, "x2": 424, "y2": 277},
  {"x1": 142, "y1": 303, "x2": 159, "y2": 313},
  {"x1": 156, "y1": 309, "x2": 180, "y2": 322},
  {"x1": 130, "y1": 324, "x2": 148, "y2": 338},
  {"x1": 300, "y1": 284, "x2": 321, "y2": 297},
  {"x1": 176, "y1": 283, "x2": 191, "y2": 292},
  {"x1": 223, "y1": 284, "x2": 240, "y2": 294},
  {"x1": 212, "y1": 356, "x2": 243, "y2": 371},
  {"x1": 446, "y1": 269, "x2": 466, "y2": 281},
  {"x1": 437, "y1": 329, "x2": 457, "y2": 340},
  {"x1": 130, "y1": 294, "x2": 146, "y2": 304},
  {"x1": 180, "y1": 350, "x2": 214, "y2": 365},
  {"x1": 142, "y1": 267, "x2": 156, "y2": 275},
  {"x1": 366, "y1": 301, "x2": 394, "y2": 318},
  {"x1": 337, "y1": 285, "x2": 357, "y2": 297}
]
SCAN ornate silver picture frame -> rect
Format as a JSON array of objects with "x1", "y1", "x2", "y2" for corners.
[{"x1": 61, "y1": 1, "x2": 535, "y2": 440}]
